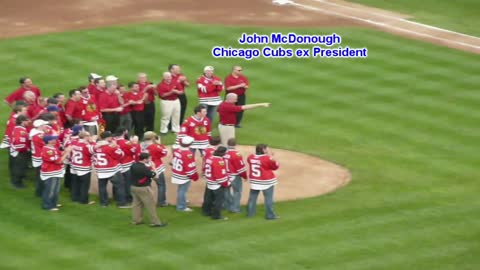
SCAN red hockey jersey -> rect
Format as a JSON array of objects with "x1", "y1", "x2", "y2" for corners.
[
  {"x1": 80, "y1": 95, "x2": 100, "y2": 122},
  {"x1": 196, "y1": 75, "x2": 223, "y2": 105},
  {"x1": 115, "y1": 138, "x2": 136, "y2": 173},
  {"x1": 30, "y1": 129, "x2": 45, "y2": 168},
  {"x1": 225, "y1": 148, "x2": 247, "y2": 181},
  {"x1": 145, "y1": 143, "x2": 168, "y2": 174},
  {"x1": 10, "y1": 126, "x2": 29, "y2": 157},
  {"x1": 247, "y1": 154, "x2": 279, "y2": 190},
  {"x1": 171, "y1": 148, "x2": 199, "y2": 184},
  {"x1": 204, "y1": 155, "x2": 229, "y2": 190},
  {"x1": 93, "y1": 141, "x2": 124, "y2": 179},
  {"x1": 177, "y1": 116, "x2": 211, "y2": 149},
  {"x1": 70, "y1": 139, "x2": 95, "y2": 176},
  {"x1": 40, "y1": 145, "x2": 65, "y2": 180},
  {"x1": 1, "y1": 113, "x2": 19, "y2": 148}
]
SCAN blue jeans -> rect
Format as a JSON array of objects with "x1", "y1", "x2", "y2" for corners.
[
  {"x1": 155, "y1": 172, "x2": 167, "y2": 206},
  {"x1": 42, "y1": 177, "x2": 61, "y2": 210},
  {"x1": 203, "y1": 104, "x2": 217, "y2": 123},
  {"x1": 176, "y1": 180, "x2": 191, "y2": 211},
  {"x1": 247, "y1": 185, "x2": 276, "y2": 219},
  {"x1": 98, "y1": 172, "x2": 127, "y2": 206},
  {"x1": 190, "y1": 148, "x2": 205, "y2": 157},
  {"x1": 230, "y1": 176, "x2": 243, "y2": 212},
  {"x1": 123, "y1": 170, "x2": 133, "y2": 203}
]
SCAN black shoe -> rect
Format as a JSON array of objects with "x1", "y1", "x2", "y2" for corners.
[
  {"x1": 150, "y1": 222, "x2": 168, "y2": 228},
  {"x1": 266, "y1": 216, "x2": 280, "y2": 220},
  {"x1": 235, "y1": 125, "x2": 242, "y2": 128},
  {"x1": 212, "y1": 216, "x2": 228, "y2": 221}
]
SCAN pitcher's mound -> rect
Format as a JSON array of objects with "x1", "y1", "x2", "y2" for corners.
[{"x1": 89, "y1": 145, "x2": 351, "y2": 206}]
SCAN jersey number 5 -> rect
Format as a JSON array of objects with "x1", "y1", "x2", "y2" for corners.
[
  {"x1": 251, "y1": 164, "x2": 261, "y2": 177},
  {"x1": 95, "y1": 153, "x2": 107, "y2": 166}
]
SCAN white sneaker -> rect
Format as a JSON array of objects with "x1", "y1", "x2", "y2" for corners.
[
  {"x1": 179, "y1": 207, "x2": 194, "y2": 212},
  {"x1": 49, "y1": 208, "x2": 59, "y2": 211}
]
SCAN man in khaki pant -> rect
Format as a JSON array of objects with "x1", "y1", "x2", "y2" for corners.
[
  {"x1": 157, "y1": 72, "x2": 182, "y2": 135},
  {"x1": 130, "y1": 152, "x2": 167, "y2": 228},
  {"x1": 217, "y1": 93, "x2": 270, "y2": 145}
]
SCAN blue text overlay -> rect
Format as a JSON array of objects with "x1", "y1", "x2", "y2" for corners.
[{"x1": 212, "y1": 32, "x2": 368, "y2": 60}]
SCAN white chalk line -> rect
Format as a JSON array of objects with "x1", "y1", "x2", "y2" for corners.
[
  {"x1": 309, "y1": 0, "x2": 480, "y2": 41},
  {"x1": 289, "y1": 1, "x2": 480, "y2": 51}
]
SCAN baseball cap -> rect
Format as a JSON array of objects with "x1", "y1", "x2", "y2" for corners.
[
  {"x1": 88, "y1": 73, "x2": 102, "y2": 80},
  {"x1": 180, "y1": 136, "x2": 194, "y2": 145},
  {"x1": 203, "y1": 66, "x2": 214, "y2": 72},
  {"x1": 106, "y1": 75, "x2": 118, "y2": 81},
  {"x1": 33, "y1": 119, "x2": 49, "y2": 128},
  {"x1": 46, "y1": 105, "x2": 60, "y2": 112},
  {"x1": 43, "y1": 135, "x2": 59, "y2": 143},
  {"x1": 100, "y1": 131, "x2": 113, "y2": 140},
  {"x1": 72, "y1": 125, "x2": 84, "y2": 136}
]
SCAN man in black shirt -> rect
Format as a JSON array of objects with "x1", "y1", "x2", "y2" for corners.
[{"x1": 130, "y1": 153, "x2": 167, "y2": 227}]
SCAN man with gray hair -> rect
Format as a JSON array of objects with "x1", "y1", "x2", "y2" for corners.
[
  {"x1": 196, "y1": 66, "x2": 223, "y2": 122},
  {"x1": 217, "y1": 93, "x2": 270, "y2": 145},
  {"x1": 156, "y1": 71, "x2": 183, "y2": 135}
]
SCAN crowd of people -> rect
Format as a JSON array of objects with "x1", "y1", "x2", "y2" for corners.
[{"x1": 2, "y1": 65, "x2": 279, "y2": 227}]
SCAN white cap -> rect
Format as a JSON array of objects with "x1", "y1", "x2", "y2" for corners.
[
  {"x1": 89, "y1": 73, "x2": 102, "y2": 79},
  {"x1": 33, "y1": 119, "x2": 49, "y2": 128},
  {"x1": 203, "y1": 66, "x2": 214, "y2": 72},
  {"x1": 180, "y1": 136, "x2": 194, "y2": 145},
  {"x1": 105, "y1": 75, "x2": 118, "y2": 81}
]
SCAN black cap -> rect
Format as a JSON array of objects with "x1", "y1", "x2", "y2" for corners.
[{"x1": 100, "y1": 131, "x2": 113, "y2": 139}]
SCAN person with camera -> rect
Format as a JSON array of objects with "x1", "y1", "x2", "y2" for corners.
[{"x1": 130, "y1": 152, "x2": 167, "y2": 228}]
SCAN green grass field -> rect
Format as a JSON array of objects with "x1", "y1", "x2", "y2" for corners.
[
  {"x1": 350, "y1": 0, "x2": 480, "y2": 36},
  {"x1": 0, "y1": 15, "x2": 479, "y2": 270}
]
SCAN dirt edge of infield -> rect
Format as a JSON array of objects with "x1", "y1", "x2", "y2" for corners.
[{"x1": 87, "y1": 145, "x2": 352, "y2": 206}]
